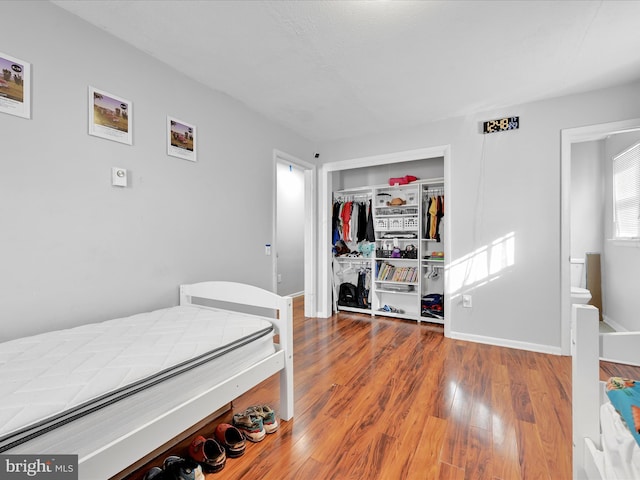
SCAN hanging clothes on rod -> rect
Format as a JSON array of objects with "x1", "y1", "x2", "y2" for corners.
[
  {"x1": 340, "y1": 201, "x2": 353, "y2": 242},
  {"x1": 423, "y1": 188, "x2": 445, "y2": 241},
  {"x1": 356, "y1": 267, "x2": 371, "y2": 309},
  {"x1": 332, "y1": 195, "x2": 375, "y2": 247}
]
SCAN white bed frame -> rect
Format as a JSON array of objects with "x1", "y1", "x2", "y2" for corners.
[
  {"x1": 571, "y1": 304, "x2": 640, "y2": 479},
  {"x1": 77, "y1": 281, "x2": 294, "y2": 479}
]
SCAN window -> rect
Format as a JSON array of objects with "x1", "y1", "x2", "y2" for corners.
[{"x1": 613, "y1": 142, "x2": 640, "y2": 239}]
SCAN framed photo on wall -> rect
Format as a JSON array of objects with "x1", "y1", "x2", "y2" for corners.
[
  {"x1": 0, "y1": 51, "x2": 31, "y2": 119},
  {"x1": 167, "y1": 116, "x2": 196, "y2": 162},
  {"x1": 88, "y1": 86, "x2": 133, "y2": 145}
]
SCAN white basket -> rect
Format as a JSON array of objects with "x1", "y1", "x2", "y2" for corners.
[
  {"x1": 376, "y1": 194, "x2": 390, "y2": 206},
  {"x1": 404, "y1": 217, "x2": 419, "y2": 230},
  {"x1": 405, "y1": 190, "x2": 418, "y2": 204},
  {"x1": 375, "y1": 218, "x2": 389, "y2": 230},
  {"x1": 388, "y1": 217, "x2": 403, "y2": 230}
]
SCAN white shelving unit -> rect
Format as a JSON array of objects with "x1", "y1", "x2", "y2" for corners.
[
  {"x1": 372, "y1": 183, "x2": 420, "y2": 320},
  {"x1": 333, "y1": 179, "x2": 445, "y2": 324},
  {"x1": 419, "y1": 181, "x2": 445, "y2": 323}
]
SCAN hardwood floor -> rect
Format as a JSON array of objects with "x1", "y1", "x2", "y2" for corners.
[{"x1": 123, "y1": 299, "x2": 639, "y2": 480}]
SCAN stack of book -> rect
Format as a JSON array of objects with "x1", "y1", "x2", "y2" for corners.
[{"x1": 377, "y1": 263, "x2": 418, "y2": 283}]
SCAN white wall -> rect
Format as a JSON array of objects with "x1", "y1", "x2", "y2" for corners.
[
  {"x1": 603, "y1": 131, "x2": 640, "y2": 331},
  {"x1": 336, "y1": 157, "x2": 444, "y2": 190},
  {"x1": 570, "y1": 141, "x2": 604, "y2": 261},
  {"x1": 318, "y1": 81, "x2": 640, "y2": 352},
  {"x1": 276, "y1": 162, "x2": 305, "y2": 296},
  {"x1": 0, "y1": 2, "x2": 313, "y2": 341}
]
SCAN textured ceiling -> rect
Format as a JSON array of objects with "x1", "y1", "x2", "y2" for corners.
[{"x1": 51, "y1": 0, "x2": 640, "y2": 142}]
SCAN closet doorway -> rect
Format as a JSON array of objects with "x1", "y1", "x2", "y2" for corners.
[
  {"x1": 318, "y1": 145, "x2": 451, "y2": 336},
  {"x1": 560, "y1": 118, "x2": 640, "y2": 355},
  {"x1": 274, "y1": 150, "x2": 316, "y2": 317}
]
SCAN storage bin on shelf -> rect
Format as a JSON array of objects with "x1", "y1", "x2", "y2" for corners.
[
  {"x1": 401, "y1": 244, "x2": 418, "y2": 259},
  {"x1": 404, "y1": 216, "x2": 419, "y2": 230},
  {"x1": 375, "y1": 218, "x2": 389, "y2": 230},
  {"x1": 387, "y1": 217, "x2": 403, "y2": 230}
]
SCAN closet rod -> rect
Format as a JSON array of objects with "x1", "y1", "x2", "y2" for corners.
[{"x1": 334, "y1": 256, "x2": 371, "y2": 262}]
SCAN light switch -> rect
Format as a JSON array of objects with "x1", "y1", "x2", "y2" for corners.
[
  {"x1": 462, "y1": 295, "x2": 472, "y2": 308},
  {"x1": 112, "y1": 167, "x2": 127, "y2": 187}
]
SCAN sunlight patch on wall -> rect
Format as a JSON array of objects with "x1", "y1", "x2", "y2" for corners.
[{"x1": 448, "y1": 232, "x2": 515, "y2": 298}]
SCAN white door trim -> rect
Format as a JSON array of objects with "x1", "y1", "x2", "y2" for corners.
[
  {"x1": 273, "y1": 149, "x2": 317, "y2": 317},
  {"x1": 560, "y1": 118, "x2": 640, "y2": 355}
]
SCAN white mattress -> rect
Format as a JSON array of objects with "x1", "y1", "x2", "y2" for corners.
[{"x1": 0, "y1": 305, "x2": 275, "y2": 453}]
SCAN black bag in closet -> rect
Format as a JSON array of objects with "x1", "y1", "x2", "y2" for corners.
[{"x1": 338, "y1": 283, "x2": 358, "y2": 307}]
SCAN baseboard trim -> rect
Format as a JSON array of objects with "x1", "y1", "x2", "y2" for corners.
[
  {"x1": 448, "y1": 330, "x2": 562, "y2": 355},
  {"x1": 602, "y1": 315, "x2": 628, "y2": 332}
]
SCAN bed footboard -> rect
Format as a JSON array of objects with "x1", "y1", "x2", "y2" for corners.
[
  {"x1": 179, "y1": 281, "x2": 294, "y2": 420},
  {"x1": 572, "y1": 305, "x2": 640, "y2": 479},
  {"x1": 572, "y1": 304, "x2": 601, "y2": 480}
]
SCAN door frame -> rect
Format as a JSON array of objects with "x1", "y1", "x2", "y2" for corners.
[
  {"x1": 273, "y1": 149, "x2": 317, "y2": 317},
  {"x1": 560, "y1": 118, "x2": 640, "y2": 355},
  {"x1": 318, "y1": 144, "x2": 452, "y2": 337}
]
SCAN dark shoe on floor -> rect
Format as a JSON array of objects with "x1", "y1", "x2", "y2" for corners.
[
  {"x1": 214, "y1": 423, "x2": 246, "y2": 457},
  {"x1": 143, "y1": 467, "x2": 169, "y2": 480},
  {"x1": 162, "y1": 456, "x2": 203, "y2": 480},
  {"x1": 188, "y1": 435, "x2": 226, "y2": 473}
]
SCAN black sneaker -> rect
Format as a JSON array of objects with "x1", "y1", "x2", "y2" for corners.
[
  {"x1": 162, "y1": 456, "x2": 203, "y2": 480},
  {"x1": 143, "y1": 467, "x2": 169, "y2": 480}
]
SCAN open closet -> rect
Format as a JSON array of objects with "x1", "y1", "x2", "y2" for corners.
[{"x1": 331, "y1": 157, "x2": 446, "y2": 324}]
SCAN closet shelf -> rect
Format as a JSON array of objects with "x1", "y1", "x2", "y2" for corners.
[
  {"x1": 375, "y1": 280, "x2": 418, "y2": 286},
  {"x1": 375, "y1": 288, "x2": 418, "y2": 295},
  {"x1": 376, "y1": 234, "x2": 419, "y2": 239},
  {"x1": 374, "y1": 204, "x2": 419, "y2": 210},
  {"x1": 375, "y1": 213, "x2": 419, "y2": 218},
  {"x1": 373, "y1": 310, "x2": 419, "y2": 321},
  {"x1": 421, "y1": 262, "x2": 445, "y2": 269},
  {"x1": 374, "y1": 257, "x2": 418, "y2": 261}
]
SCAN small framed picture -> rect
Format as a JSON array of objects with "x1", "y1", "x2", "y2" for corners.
[
  {"x1": 0, "y1": 51, "x2": 31, "y2": 119},
  {"x1": 167, "y1": 116, "x2": 196, "y2": 162},
  {"x1": 88, "y1": 86, "x2": 133, "y2": 145}
]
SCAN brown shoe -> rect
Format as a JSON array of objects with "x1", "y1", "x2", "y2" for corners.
[{"x1": 214, "y1": 423, "x2": 246, "y2": 457}]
